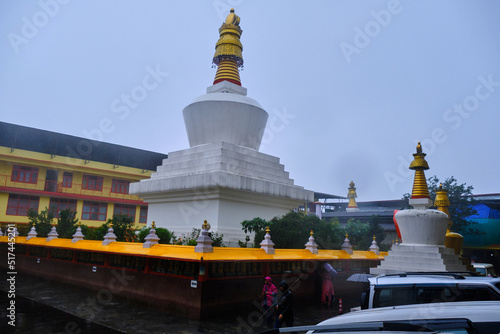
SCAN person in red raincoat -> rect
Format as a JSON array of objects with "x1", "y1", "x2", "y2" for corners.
[
  {"x1": 262, "y1": 276, "x2": 278, "y2": 326},
  {"x1": 321, "y1": 272, "x2": 335, "y2": 305}
]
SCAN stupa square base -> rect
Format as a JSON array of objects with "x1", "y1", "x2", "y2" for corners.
[
  {"x1": 370, "y1": 244, "x2": 467, "y2": 275},
  {"x1": 131, "y1": 142, "x2": 313, "y2": 244}
]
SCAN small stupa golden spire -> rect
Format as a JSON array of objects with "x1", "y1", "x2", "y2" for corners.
[
  {"x1": 434, "y1": 183, "x2": 451, "y2": 231},
  {"x1": 347, "y1": 181, "x2": 358, "y2": 209},
  {"x1": 434, "y1": 183, "x2": 464, "y2": 255},
  {"x1": 409, "y1": 142, "x2": 430, "y2": 199},
  {"x1": 212, "y1": 9, "x2": 243, "y2": 86},
  {"x1": 202, "y1": 220, "x2": 210, "y2": 230}
]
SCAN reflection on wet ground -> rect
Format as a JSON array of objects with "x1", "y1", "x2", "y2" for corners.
[{"x1": 0, "y1": 273, "x2": 342, "y2": 334}]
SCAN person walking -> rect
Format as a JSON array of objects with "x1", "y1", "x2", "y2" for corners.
[
  {"x1": 274, "y1": 280, "x2": 294, "y2": 328},
  {"x1": 261, "y1": 276, "x2": 278, "y2": 327},
  {"x1": 321, "y1": 272, "x2": 335, "y2": 305}
]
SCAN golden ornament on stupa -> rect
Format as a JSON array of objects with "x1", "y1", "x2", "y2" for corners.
[
  {"x1": 434, "y1": 183, "x2": 451, "y2": 229},
  {"x1": 434, "y1": 183, "x2": 464, "y2": 255},
  {"x1": 409, "y1": 142, "x2": 430, "y2": 199},
  {"x1": 202, "y1": 220, "x2": 210, "y2": 230},
  {"x1": 212, "y1": 8, "x2": 243, "y2": 86},
  {"x1": 347, "y1": 181, "x2": 358, "y2": 209}
]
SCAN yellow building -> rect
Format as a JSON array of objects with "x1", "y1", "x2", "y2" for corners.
[{"x1": 0, "y1": 121, "x2": 167, "y2": 231}]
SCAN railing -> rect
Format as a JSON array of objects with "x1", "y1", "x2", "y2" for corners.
[{"x1": 0, "y1": 174, "x2": 140, "y2": 201}]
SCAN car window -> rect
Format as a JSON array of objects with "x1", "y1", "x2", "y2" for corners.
[
  {"x1": 373, "y1": 287, "x2": 418, "y2": 307},
  {"x1": 476, "y1": 268, "x2": 487, "y2": 275},
  {"x1": 373, "y1": 284, "x2": 500, "y2": 308},
  {"x1": 388, "y1": 319, "x2": 474, "y2": 334},
  {"x1": 415, "y1": 286, "x2": 461, "y2": 303},
  {"x1": 457, "y1": 286, "x2": 500, "y2": 301}
]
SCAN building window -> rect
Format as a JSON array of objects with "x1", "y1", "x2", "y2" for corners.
[
  {"x1": 11, "y1": 165, "x2": 38, "y2": 184},
  {"x1": 49, "y1": 198, "x2": 77, "y2": 217},
  {"x1": 111, "y1": 179, "x2": 130, "y2": 194},
  {"x1": 62, "y1": 172, "x2": 73, "y2": 188},
  {"x1": 113, "y1": 204, "x2": 136, "y2": 221},
  {"x1": 82, "y1": 175, "x2": 103, "y2": 191},
  {"x1": 6, "y1": 194, "x2": 39, "y2": 216},
  {"x1": 82, "y1": 201, "x2": 107, "y2": 221},
  {"x1": 139, "y1": 206, "x2": 148, "y2": 224}
]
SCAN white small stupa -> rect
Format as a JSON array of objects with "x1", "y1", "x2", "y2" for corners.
[
  {"x1": 371, "y1": 143, "x2": 467, "y2": 274},
  {"x1": 260, "y1": 227, "x2": 275, "y2": 255},
  {"x1": 46, "y1": 221, "x2": 59, "y2": 242},
  {"x1": 130, "y1": 9, "x2": 313, "y2": 245}
]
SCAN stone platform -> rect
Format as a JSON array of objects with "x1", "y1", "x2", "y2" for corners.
[
  {"x1": 130, "y1": 141, "x2": 313, "y2": 243},
  {"x1": 370, "y1": 244, "x2": 467, "y2": 275}
]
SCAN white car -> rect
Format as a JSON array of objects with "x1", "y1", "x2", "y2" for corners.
[
  {"x1": 473, "y1": 263, "x2": 497, "y2": 277},
  {"x1": 362, "y1": 272, "x2": 500, "y2": 309},
  {"x1": 262, "y1": 301, "x2": 500, "y2": 333}
]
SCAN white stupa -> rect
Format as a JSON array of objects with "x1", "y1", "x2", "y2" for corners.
[
  {"x1": 370, "y1": 143, "x2": 467, "y2": 274},
  {"x1": 130, "y1": 9, "x2": 313, "y2": 244}
]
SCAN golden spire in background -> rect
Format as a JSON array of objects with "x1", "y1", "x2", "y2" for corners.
[
  {"x1": 409, "y1": 142, "x2": 430, "y2": 199},
  {"x1": 213, "y1": 9, "x2": 244, "y2": 86},
  {"x1": 347, "y1": 181, "x2": 358, "y2": 210},
  {"x1": 434, "y1": 183, "x2": 465, "y2": 255},
  {"x1": 434, "y1": 183, "x2": 451, "y2": 231}
]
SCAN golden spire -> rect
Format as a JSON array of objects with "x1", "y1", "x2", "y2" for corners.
[
  {"x1": 202, "y1": 220, "x2": 210, "y2": 230},
  {"x1": 213, "y1": 8, "x2": 243, "y2": 86},
  {"x1": 409, "y1": 142, "x2": 430, "y2": 199},
  {"x1": 434, "y1": 183, "x2": 451, "y2": 230},
  {"x1": 347, "y1": 181, "x2": 358, "y2": 209},
  {"x1": 435, "y1": 184, "x2": 464, "y2": 255}
]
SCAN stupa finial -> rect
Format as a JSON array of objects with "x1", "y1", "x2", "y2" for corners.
[
  {"x1": 434, "y1": 183, "x2": 452, "y2": 231},
  {"x1": 409, "y1": 142, "x2": 430, "y2": 199},
  {"x1": 213, "y1": 9, "x2": 243, "y2": 86},
  {"x1": 346, "y1": 181, "x2": 359, "y2": 212}
]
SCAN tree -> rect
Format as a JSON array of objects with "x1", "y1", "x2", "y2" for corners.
[
  {"x1": 250, "y1": 211, "x2": 344, "y2": 249},
  {"x1": 343, "y1": 218, "x2": 370, "y2": 250},
  {"x1": 86, "y1": 215, "x2": 137, "y2": 242},
  {"x1": 173, "y1": 228, "x2": 225, "y2": 247},
  {"x1": 28, "y1": 208, "x2": 54, "y2": 237},
  {"x1": 342, "y1": 216, "x2": 386, "y2": 250},
  {"x1": 404, "y1": 175, "x2": 480, "y2": 236},
  {"x1": 56, "y1": 209, "x2": 80, "y2": 238},
  {"x1": 241, "y1": 217, "x2": 268, "y2": 234},
  {"x1": 137, "y1": 226, "x2": 175, "y2": 244},
  {"x1": 367, "y1": 215, "x2": 386, "y2": 246}
]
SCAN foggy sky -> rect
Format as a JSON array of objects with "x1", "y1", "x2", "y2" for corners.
[{"x1": 1, "y1": 0, "x2": 499, "y2": 201}]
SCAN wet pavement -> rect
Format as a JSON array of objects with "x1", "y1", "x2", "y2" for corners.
[{"x1": 0, "y1": 273, "x2": 343, "y2": 334}]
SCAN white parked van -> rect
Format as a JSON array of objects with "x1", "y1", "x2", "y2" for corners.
[
  {"x1": 473, "y1": 263, "x2": 497, "y2": 277},
  {"x1": 361, "y1": 272, "x2": 500, "y2": 309},
  {"x1": 297, "y1": 301, "x2": 500, "y2": 334}
]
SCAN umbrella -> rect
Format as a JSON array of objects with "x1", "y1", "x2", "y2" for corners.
[
  {"x1": 346, "y1": 273, "x2": 374, "y2": 282},
  {"x1": 323, "y1": 263, "x2": 338, "y2": 277}
]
